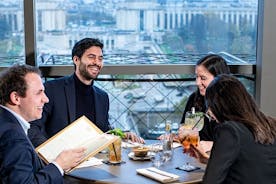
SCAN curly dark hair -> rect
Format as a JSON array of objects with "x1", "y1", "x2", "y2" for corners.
[{"x1": 0, "y1": 64, "x2": 41, "y2": 105}]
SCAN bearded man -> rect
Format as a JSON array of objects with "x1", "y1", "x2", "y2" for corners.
[{"x1": 29, "y1": 38, "x2": 144, "y2": 147}]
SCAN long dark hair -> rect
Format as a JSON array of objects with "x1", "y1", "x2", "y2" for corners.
[
  {"x1": 193, "y1": 54, "x2": 230, "y2": 111},
  {"x1": 205, "y1": 74, "x2": 276, "y2": 144}
]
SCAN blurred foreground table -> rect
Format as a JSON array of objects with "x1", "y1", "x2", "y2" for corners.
[{"x1": 64, "y1": 140, "x2": 205, "y2": 184}]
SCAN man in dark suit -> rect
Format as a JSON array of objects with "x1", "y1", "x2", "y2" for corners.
[
  {"x1": 0, "y1": 64, "x2": 86, "y2": 183},
  {"x1": 29, "y1": 38, "x2": 144, "y2": 147}
]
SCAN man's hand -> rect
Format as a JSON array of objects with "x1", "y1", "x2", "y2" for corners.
[
  {"x1": 157, "y1": 133, "x2": 179, "y2": 142},
  {"x1": 54, "y1": 147, "x2": 86, "y2": 171},
  {"x1": 124, "y1": 132, "x2": 145, "y2": 144}
]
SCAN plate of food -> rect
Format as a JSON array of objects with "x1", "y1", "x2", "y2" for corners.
[{"x1": 128, "y1": 152, "x2": 155, "y2": 161}]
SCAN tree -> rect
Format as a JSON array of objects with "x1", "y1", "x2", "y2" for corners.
[
  {"x1": 191, "y1": 14, "x2": 207, "y2": 52},
  {"x1": 0, "y1": 17, "x2": 10, "y2": 39}
]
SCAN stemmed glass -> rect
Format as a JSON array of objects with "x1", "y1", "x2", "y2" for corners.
[
  {"x1": 178, "y1": 110, "x2": 204, "y2": 171},
  {"x1": 183, "y1": 110, "x2": 204, "y2": 130}
]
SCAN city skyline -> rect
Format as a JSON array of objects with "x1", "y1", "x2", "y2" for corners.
[{"x1": 0, "y1": 0, "x2": 258, "y2": 65}]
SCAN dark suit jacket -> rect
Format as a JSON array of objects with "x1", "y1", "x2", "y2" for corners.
[
  {"x1": 203, "y1": 121, "x2": 276, "y2": 184},
  {"x1": 0, "y1": 107, "x2": 62, "y2": 184},
  {"x1": 28, "y1": 75, "x2": 110, "y2": 147}
]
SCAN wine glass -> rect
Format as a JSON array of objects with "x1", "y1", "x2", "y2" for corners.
[
  {"x1": 178, "y1": 111, "x2": 202, "y2": 171},
  {"x1": 183, "y1": 110, "x2": 204, "y2": 131}
]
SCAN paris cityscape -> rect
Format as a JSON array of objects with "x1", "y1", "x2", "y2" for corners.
[{"x1": 0, "y1": 0, "x2": 257, "y2": 138}]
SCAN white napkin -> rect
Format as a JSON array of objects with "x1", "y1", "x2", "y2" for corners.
[
  {"x1": 76, "y1": 157, "x2": 103, "y2": 168},
  {"x1": 136, "y1": 167, "x2": 180, "y2": 183}
]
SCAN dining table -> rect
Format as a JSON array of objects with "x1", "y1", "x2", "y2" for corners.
[{"x1": 64, "y1": 140, "x2": 206, "y2": 184}]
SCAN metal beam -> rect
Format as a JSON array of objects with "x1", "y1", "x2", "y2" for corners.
[{"x1": 24, "y1": 0, "x2": 36, "y2": 66}]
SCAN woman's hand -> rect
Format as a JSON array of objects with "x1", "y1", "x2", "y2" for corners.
[
  {"x1": 185, "y1": 144, "x2": 209, "y2": 164},
  {"x1": 199, "y1": 141, "x2": 213, "y2": 153}
]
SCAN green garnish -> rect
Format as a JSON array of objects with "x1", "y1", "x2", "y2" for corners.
[
  {"x1": 107, "y1": 128, "x2": 125, "y2": 138},
  {"x1": 190, "y1": 112, "x2": 204, "y2": 118}
]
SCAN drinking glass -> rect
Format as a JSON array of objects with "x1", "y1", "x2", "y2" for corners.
[
  {"x1": 162, "y1": 120, "x2": 174, "y2": 162},
  {"x1": 149, "y1": 143, "x2": 166, "y2": 168},
  {"x1": 178, "y1": 113, "x2": 200, "y2": 170},
  {"x1": 183, "y1": 111, "x2": 204, "y2": 131},
  {"x1": 162, "y1": 138, "x2": 173, "y2": 162},
  {"x1": 178, "y1": 128, "x2": 199, "y2": 151},
  {"x1": 108, "y1": 137, "x2": 122, "y2": 163}
]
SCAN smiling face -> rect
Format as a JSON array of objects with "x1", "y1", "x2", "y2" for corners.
[
  {"x1": 195, "y1": 65, "x2": 215, "y2": 96},
  {"x1": 17, "y1": 73, "x2": 49, "y2": 122},
  {"x1": 73, "y1": 46, "x2": 103, "y2": 85}
]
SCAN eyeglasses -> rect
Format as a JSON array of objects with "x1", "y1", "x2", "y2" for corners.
[{"x1": 205, "y1": 109, "x2": 216, "y2": 122}]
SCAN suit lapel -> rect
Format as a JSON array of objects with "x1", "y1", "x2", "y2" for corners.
[{"x1": 64, "y1": 76, "x2": 76, "y2": 123}]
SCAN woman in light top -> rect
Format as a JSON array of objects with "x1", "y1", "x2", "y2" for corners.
[{"x1": 188, "y1": 74, "x2": 276, "y2": 184}]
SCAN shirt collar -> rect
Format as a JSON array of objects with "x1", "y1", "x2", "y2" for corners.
[{"x1": 0, "y1": 105, "x2": 30, "y2": 135}]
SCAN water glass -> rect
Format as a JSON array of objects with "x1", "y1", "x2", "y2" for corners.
[
  {"x1": 149, "y1": 143, "x2": 166, "y2": 167},
  {"x1": 162, "y1": 139, "x2": 173, "y2": 162}
]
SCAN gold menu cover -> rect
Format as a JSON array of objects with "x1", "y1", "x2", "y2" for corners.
[{"x1": 35, "y1": 116, "x2": 118, "y2": 172}]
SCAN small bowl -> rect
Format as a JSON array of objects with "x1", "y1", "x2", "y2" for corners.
[{"x1": 132, "y1": 147, "x2": 149, "y2": 157}]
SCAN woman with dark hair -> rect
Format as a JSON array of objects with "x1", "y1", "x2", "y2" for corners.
[
  {"x1": 188, "y1": 74, "x2": 276, "y2": 184},
  {"x1": 180, "y1": 54, "x2": 230, "y2": 141}
]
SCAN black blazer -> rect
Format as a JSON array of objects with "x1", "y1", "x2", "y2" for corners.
[
  {"x1": 29, "y1": 75, "x2": 110, "y2": 147},
  {"x1": 203, "y1": 121, "x2": 276, "y2": 184},
  {"x1": 0, "y1": 107, "x2": 62, "y2": 183}
]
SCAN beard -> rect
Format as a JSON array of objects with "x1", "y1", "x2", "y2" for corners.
[{"x1": 78, "y1": 62, "x2": 101, "y2": 80}]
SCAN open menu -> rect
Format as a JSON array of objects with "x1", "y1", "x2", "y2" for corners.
[{"x1": 35, "y1": 116, "x2": 118, "y2": 172}]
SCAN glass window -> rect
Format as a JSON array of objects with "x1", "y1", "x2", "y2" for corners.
[
  {"x1": 35, "y1": 0, "x2": 258, "y2": 66},
  {"x1": 0, "y1": 0, "x2": 24, "y2": 66},
  {"x1": 44, "y1": 73, "x2": 254, "y2": 139},
  {"x1": 96, "y1": 74, "x2": 254, "y2": 138},
  {"x1": 37, "y1": 0, "x2": 257, "y2": 139}
]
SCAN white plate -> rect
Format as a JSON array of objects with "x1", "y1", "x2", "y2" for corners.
[{"x1": 128, "y1": 152, "x2": 155, "y2": 161}]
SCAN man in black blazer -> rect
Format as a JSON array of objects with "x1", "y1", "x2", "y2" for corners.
[
  {"x1": 29, "y1": 38, "x2": 144, "y2": 147},
  {"x1": 0, "y1": 64, "x2": 85, "y2": 183}
]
